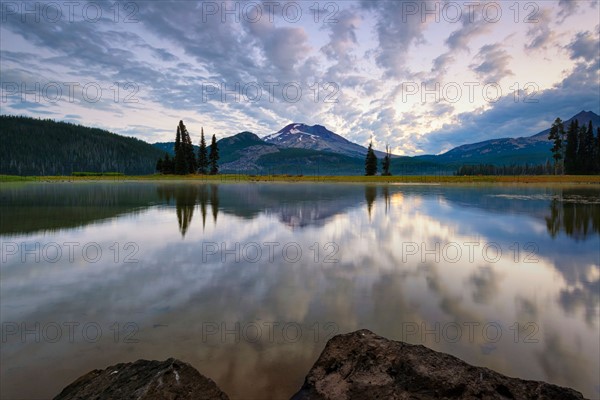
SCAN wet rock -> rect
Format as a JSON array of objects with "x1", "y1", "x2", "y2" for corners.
[
  {"x1": 291, "y1": 329, "x2": 586, "y2": 400},
  {"x1": 54, "y1": 358, "x2": 229, "y2": 400}
]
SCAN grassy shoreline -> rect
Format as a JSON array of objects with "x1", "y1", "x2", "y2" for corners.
[{"x1": 2, "y1": 174, "x2": 600, "y2": 184}]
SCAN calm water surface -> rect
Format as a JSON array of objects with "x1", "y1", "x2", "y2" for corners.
[{"x1": 1, "y1": 182, "x2": 599, "y2": 399}]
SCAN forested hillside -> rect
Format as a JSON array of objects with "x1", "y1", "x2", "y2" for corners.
[{"x1": 0, "y1": 116, "x2": 164, "y2": 175}]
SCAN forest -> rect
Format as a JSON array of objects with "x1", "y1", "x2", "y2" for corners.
[{"x1": 0, "y1": 116, "x2": 164, "y2": 175}]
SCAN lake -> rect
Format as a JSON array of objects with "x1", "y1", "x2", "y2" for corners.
[{"x1": 1, "y1": 181, "x2": 599, "y2": 399}]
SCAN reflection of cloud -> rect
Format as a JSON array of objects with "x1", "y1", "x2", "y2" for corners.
[
  {"x1": 1, "y1": 183, "x2": 599, "y2": 399},
  {"x1": 536, "y1": 332, "x2": 594, "y2": 393},
  {"x1": 469, "y1": 267, "x2": 501, "y2": 304},
  {"x1": 515, "y1": 296, "x2": 539, "y2": 321},
  {"x1": 559, "y1": 274, "x2": 600, "y2": 327}
]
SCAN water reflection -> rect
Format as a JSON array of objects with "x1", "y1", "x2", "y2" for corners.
[
  {"x1": 382, "y1": 185, "x2": 390, "y2": 215},
  {"x1": 545, "y1": 188, "x2": 600, "y2": 240},
  {"x1": 1, "y1": 182, "x2": 599, "y2": 399},
  {"x1": 156, "y1": 184, "x2": 220, "y2": 236},
  {"x1": 211, "y1": 184, "x2": 219, "y2": 225},
  {"x1": 9, "y1": 183, "x2": 599, "y2": 239},
  {"x1": 0, "y1": 182, "x2": 158, "y2": 236},
  {"x1": 365, "y1": 185, "x2": 377, "y2": 219}
]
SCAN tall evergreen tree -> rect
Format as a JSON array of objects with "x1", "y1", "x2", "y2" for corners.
[
  {"x1": 381, "y1": 144, "x2": 392, "y2": 176},
  {"x1": 209, "y1": 134, "x2": 219, "y2": 175},
  {"x1": 564, "y1": 119, "x2": 579, "y2": 174},
  {"x1": 174, "y1": 124, "x2": 186, "y2": 174},
  {"x1": 548, "y1": 118, "x2": 564, "y2": 175},
  {"x1": 179, "y1": 120, "x2": 196, "y2": 174},
  {"x1": 365, "y1": 141, "x2": 378, "y2": 176},
  {"x1": 197, "y1": 128, "x2": 208, "y2": 174}
]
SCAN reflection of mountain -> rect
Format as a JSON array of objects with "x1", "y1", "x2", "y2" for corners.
[
  {"x1": 3, "y1": 183, "x2": 426, "y2": 236},
  {"x1": 3, "y1": 183, "x2": 378, "y2": 235},
  {"x1": 154, "y1": 183, "x2": 375, "y2": 230},
  {"x1": 5, "y1": 183, "x2": 599, "y2": 239},
  {"x1": 215, "y1": 184, "x2": 375, "y2": 228}
]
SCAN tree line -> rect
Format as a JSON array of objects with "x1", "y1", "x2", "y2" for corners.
[
  {"x1": 156, "y1": 120, "x2": 220, "y2": 175},
  {"x1": 548, "y1": 118, "x2": 600, "y2": 175},
  {"x1": 455, "y1": 163, "x2": 553, "y2": 176},
  {"x1": 0, "y1": 115, "x2": 163, "y2": 176}
]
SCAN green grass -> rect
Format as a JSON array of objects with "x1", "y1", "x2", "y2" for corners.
[
  {"x1": 0, "y1": 175, "x2": 35, "y2": 182},
  {"x1": 72, "y1": 172, "x2": 125, "y2": 176},
  {"x1": 2, "y1": 174, "x2": 599, "y2": 184}
]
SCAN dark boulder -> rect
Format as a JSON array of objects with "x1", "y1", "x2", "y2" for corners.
[
  {"x1": 291, "y1": 329, "x2": 586, "y2": 400},
  {"x1": 54, "y1": 358, "x2": 229, "y2": 400}
]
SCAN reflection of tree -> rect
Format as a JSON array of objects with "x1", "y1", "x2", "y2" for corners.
[
  {"x1": 210, "y1": 184, "x2": 219, "y2": 224},
  {"x1": 176, "y1": 202, "x2": 194, "y2": 236},
  {"x1": 545, "y1": 189, "x2": 600, "y2": 240},
  {"x1": 365, "y1": 186, "x2": 377, "y2": 220},
  {"x1": 175, "y1": 187, "x2": 197, "y2": 237},
  {"x1": 546, "y1": 198, "x2": 561, "y2": 238},
  {"x1": 199, "y1": 185, "x2": 208, "y2": 230},
  {"x1": 543, "y1": 189, "x2": 599, "y2": 327},
  {"x1": 382, "y1": 185, "x2": 390, "y2": 215},
  {"x1": 156, "y1": 184, "x2": 219, "y2": 237}
]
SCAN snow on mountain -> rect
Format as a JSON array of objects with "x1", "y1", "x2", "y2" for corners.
[{"x1": 262, "y1": 123, "x2": 375, "y2": 157}]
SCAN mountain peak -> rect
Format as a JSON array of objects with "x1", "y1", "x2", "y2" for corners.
[
  {"x1": 263, "y1": 123, "x2": 370, "y2": 157},
  {"x1": 573, "y1": 110, "x2": 598, "y2": 119},
  {"x1": 277, "y1": 123, "x2": 307, "y2": 133},
  {"x1": 565, "y1": 110, "x2": 600, "y2": 125}
]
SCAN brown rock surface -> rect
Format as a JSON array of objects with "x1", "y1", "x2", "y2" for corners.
[
  {"x1": 54, "y1": 358, "x2": 229, "y2": 400},
  {"x1": 291, "y1": 329, "x2": 586, "y2": 400}
]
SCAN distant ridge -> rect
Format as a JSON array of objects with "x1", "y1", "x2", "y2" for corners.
[{"x1": 423, "y1": 110, "x2": 600, "y2": 166}]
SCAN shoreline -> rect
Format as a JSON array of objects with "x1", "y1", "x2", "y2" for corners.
[{"x1": 2, "y1": 174, "x2": 600, "y2": 185}]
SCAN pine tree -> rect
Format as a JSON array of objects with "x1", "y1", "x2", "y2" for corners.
[
  {"x1": 381, "y1": 144, "x2": 392, "y2": 176},
  {"x1": 365, "y1": 141, "x2": 378, "y2": 176},
  {"x1": 179, "y1": 120, "x2": 196, "y2": 174},
  {"x1": 564, "y1": 119, "x2": 578, "y2": 174},
  {"x1": 209, "y1": 134, "x2": 219, "y2": 175},
  {"x1": 198, "y1": 128, "x2": 208, "y2": 174},
  {"x1": 548, "y1": 118, "x2": 564, "y2": 175},
  {"x1": 174, "y1": 124, "x2": 186, "y2": 174}
]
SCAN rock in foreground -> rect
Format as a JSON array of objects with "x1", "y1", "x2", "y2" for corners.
[
  {"x1": 291, "y1": 329, "x2": 586, "y2": 400},
  {"x1": 54, "y1": 358, "x2": 229, "y2": 400}
]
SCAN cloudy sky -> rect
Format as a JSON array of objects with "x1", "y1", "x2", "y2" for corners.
[{"x1": 1, "y1": 0, "x2": 599, "y2": 155}]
